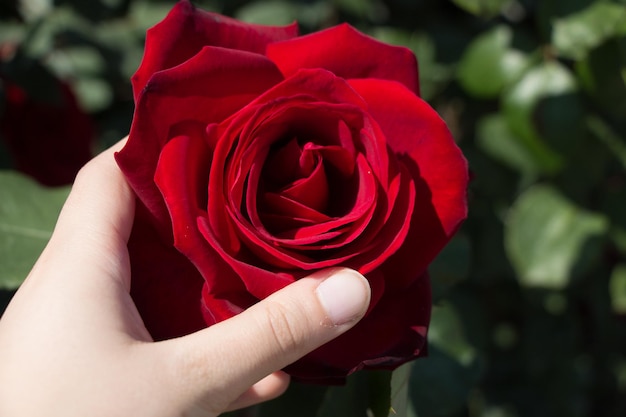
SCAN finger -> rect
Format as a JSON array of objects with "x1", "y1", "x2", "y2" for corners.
[
  {"x1": 158, "y1": 268, "x2": 371, "y2": 410},
  {"x1": 225, "y1": 372, "x2": 290, "y2": 411},
  {"x1": 14, "y1": 137, "x2": 140, "y2": 331},
  {"x1": 55, "y1": 137, "x2": 134, "y2": 248},
  {"x1": 40, "y1": 137, "x2": 135, "y2": 288}
]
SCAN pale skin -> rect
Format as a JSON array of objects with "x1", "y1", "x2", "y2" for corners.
[{"x1": 0, "y1": 139, "x2": 371, "y2": 417}]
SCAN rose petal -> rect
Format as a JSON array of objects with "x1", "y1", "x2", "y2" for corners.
[
  {"x1": 267, "y1": 23, "x2": 419, "y2": 95},
  {"x1": 132, "y1": 0, "x2": 297, "y2": 98},
  {"x1": 127, "y1": 205, "x2": 206, "y2": 340},
  {"x1": 284, "y1": 272, "x2": 430, "y2": 382},
  {"x1": 349, "y1": 78, "x2": 468, "y2": 286},
  {"x1": 154, "y1": 134, "x2": 244, "y2": 294},
  {"x1": 201, "y1": 285, "x2": 258, "y2": 325},
  {"x1": 116, "y1": 46, "x2": 283, "y2": 237},
  {"x1": 198, "y1": 216, "x2": 297, "y2": 299}
]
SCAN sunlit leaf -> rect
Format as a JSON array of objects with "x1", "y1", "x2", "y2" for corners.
[
  {"x1": 457, "y1": 25, "x2": 529, "y2": 98},
  {"x1": 553, "y1": 2, "x2": 626, "y2": 60},
  {"x1": 505, "y1": 185, "x2": 608, "y2": 289},
  {"x1": 502, "y1": 61, "x2": 579, "y2": 174},
  {"x1": 0, "y1": 171, "x2": 69, "y2": 289}
]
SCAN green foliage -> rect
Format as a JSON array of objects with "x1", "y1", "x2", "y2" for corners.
[
  {"x1": 2, "y1": 0, "x2": 626, "y2": 416},
  {"x1": 457, "y1": 25, "x2": 529, "y2": 98},
  {"x1": 553, "y1": 2, "x2": 626, "y2": 60},
  {"x1": 505, "y1": 185, "x2": 608, "y2": 289},
  {"x1": 0, "y1": 172, "x2": 69, "y2": 289}
]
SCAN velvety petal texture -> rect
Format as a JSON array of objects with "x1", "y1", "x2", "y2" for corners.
[{"x1": 116, "y1": 0, "x2": 468, "y2": 383}]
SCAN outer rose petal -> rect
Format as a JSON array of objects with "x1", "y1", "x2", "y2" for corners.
[
  {"x1": 266, "y1": 24, "x2": 419, "y2": 95},
  {"x1": 350, "y1": 78, "x2": 468, "y2": 287},
  {"x1": 284, "y1": 273, "x2": 431, "y2": 383},
  {"x1": 128, "y1": 205, "x2": 206, "y2": 340},
  {"x1": 116, "y1": 46, "x2": 284, "y2": 238},
  {"x1": 132, "y1": 0, "x2": 297, "y2": 99}
]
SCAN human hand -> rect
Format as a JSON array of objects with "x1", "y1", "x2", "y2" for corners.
[{"x1": 0, "y1": 139, "x2": 371, "y2": 417}]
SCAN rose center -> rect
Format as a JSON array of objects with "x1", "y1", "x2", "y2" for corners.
[{"x1": 257, "y1": 134, "x2": 356, "y2": 234}]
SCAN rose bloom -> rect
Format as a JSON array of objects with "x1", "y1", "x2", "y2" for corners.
[
  {"x1": 0, "y1": 76, "x2": 94, "y2": 186},
  {"x1": 116, "y1": 0, "x2": 468, "y2": 382}
]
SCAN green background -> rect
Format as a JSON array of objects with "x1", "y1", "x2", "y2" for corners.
[{"x1": 1, "y1": 0, "x2": 625, "y2": 416}]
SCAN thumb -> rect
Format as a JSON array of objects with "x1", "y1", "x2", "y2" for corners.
[{"x1": 157, "y1": 267, "x2": 370, "y2": 412}]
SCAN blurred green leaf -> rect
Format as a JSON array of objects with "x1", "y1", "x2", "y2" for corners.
[
  {"x1": 388, "y1": 363, "x2": 417, "y2": 417},
  {"x1": 368, "y1": 371, "x2": 393, "y2": 417},
  {"x1": 316, "y1": 370, "x2": 391, "y2": 417},
  {"x1": 332, "y1": 0, "x2": 381, "y2": 20},
  {"x1": 129, "y1": 0, "x2": 181, "y2": 32},
  {"x1": 533, "y1": 91, "x2": 586, "y2": 158},
  {"x1": 409, "y1": 345, "x2": 480, "y2": 417},
  {"x1": 610, "y1": 265, "x2": 626, "y2": 315},
  {"x1": 502, "y1": 61, "x2": 579, "y2": 174},
  {"x1": 430, "y1": 234, "x2": 471, "y2": 300},
  {"x1": 72, "y1": 77, "x2": 113, "y2": 112},
  {"x1": 505, "y1": 185, "x2": 608, "y2": 289},
  {"x1": 451, "y1": 0, "x2": 508, "y2": 18},
  {"x1": 235, "y1": 1, "x2": 297, "y2": 25},
  {"x1": 257, "y1": 382, "x2": 327, "y2": 417},
  {"x1": 576, "y1": 37, "x2": 626, "y2": 121},
  {"x1": 372, "y1": 27, "x2": 452, "y2": 100},
  {"x1": 476, "y1": 112, "x2": 541, "y2": 180},
  {"x1": 586, "y1": 115, "x2": 626, "y2": 170},
  {"x1": 19, "y1": 0, "x2": 54, "y2": 22},
  {"x1": 429, "y1": 302, "x2": 477, "y2": 366},
  {"x1": 553, "y1": 2, "x2": 626, "y2": 60},
  {"x1": 457, "y1": 25, "x2": 529, "y2": 98},
  {"x1": 0, "y1": 171, "x2": 69, "y2": 289}
]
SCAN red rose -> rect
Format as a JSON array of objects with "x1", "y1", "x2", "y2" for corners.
[
  {"x1": 116, "y1": 0, "x2": 468, "y2": 382},
  {"x1": 0, "y1": 76, "x2": 94, "y2": 186}
]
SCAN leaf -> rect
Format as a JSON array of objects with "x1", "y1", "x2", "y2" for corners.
[
  {"x1": 586, "y1": 115, "x2": 626, "y2": 170},
  {"x1": 429, "y1": 302, "x2": 477, "y2": 366},
  {"x1": 457, "y1": 25, "x2": 529, "y2": 98},
  {"x1": 553, "y1": 2, "x2": 626, "y2": 60},
  {"x1": 451, "y1": 0, "x2": 508, "y2": 18},
  {"x1": 257, "y1": 381, "x2": 328, "y2": 417},
  {"x1": 610, "y1": 264, "x2": 626, "y2": 315},
  {"x1": 315, "y1": 371, "x2": 391, "y2": 417},
  {"x1": 430, "y1": 233, "x2": 471, "y2": 301},
  {"x1": 502, "y1": 61, "x2": 579, "y2": 174},
  {"x1": 388, "y1": 363, "x2": 414, "y2": 417},
  {"x1": 0, "y1": 171, "x2": 69, "y2": 289},
  {"x1": 235, "y1": 1, "x2": 297, "y2": 25},
  {"x1": 505, "y1": 185, "x2": 608, "y2": 289},
  {"x1": 576, "y1": 37, "x2": 626, "y2": 120},
  {"x1": 316, "y1": 375, "x2": 368, "y2": 417},
  {"x1": 332, "y1": 0, "x2": 378, "y2": 20},
  {"x1": 476, "y1": 113, "x2": 541, "y2": 180},
  {"x1": 368, "y1": 371, "x2": 393, "y2": 417},
  {"x1": 409, "y1": 346, "x2": 481, "y2": 417},
  {"x1": 372, "y1": 28, "x2": 452, "y2": 101}
]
